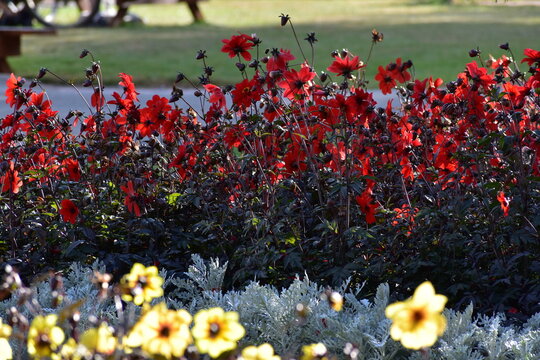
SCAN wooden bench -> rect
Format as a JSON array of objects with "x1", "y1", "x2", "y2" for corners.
[
  {"x1": 111, "y1": 0, "x2": 206, "y2": 26},
  {"x1": 0, "y1": 27, "x2": 56, "y2": 73}
]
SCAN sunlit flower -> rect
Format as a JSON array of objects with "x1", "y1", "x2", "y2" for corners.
[
  {"x1": 203, "y1": 84, "x2": 227, "y2": 111},
  {"x1": 497, "y1": 191, "x2": 511, "y2": 217},
  {"x1": 0, "y1": 318, "x2": 12, "y2": 360},
  {"x1": 27, "y1": 314, "x2": 65, "y2": 359},
  {"x1": 278, "y1": 64, "x2": 316, "y2": 100},
  {"x1": 301, "y1": 343, "x2": 328, "y2": 360},
  {"x1": 0, "y1": 161, "x2": 22, "y2": 194},
  {"x1": 521, "y1": 48, "x2": 540, "y2": 66},
  {"x1": 4, "y1": 73, "x2": 24, "y2": 109},
  {"x1": 328, "y1": 292, "x2": 343, "y2": 312},
  {"x1": 80, "y1": 323, "x2": 116, "y2": 355},
  {"x1": 59, "y1": 338, "x2": 89, "y2": 360},
  {"x1": 221, "y1": 34, "x2": 254, "y2": 61},
  {"x1": 385, "y1": 281, "x2": 447, "y2": 350},
  {"x1": 327, "y1": 55, "x2": 365, "y2": 78},
  {"x1": 126, "y1": 302, "x2": 192, "y2": 359},
  {"x1": 374, "y1": 65, "x2": 396, "y2": 95},
  {"x1": 192, "y1": 307, "x2": 245, "y2": 358},
  {"x1": 241, "y1": 343, "x2": 280, "y2": 360},
  {"x1": 120, "y1": 263, "x2": 164, "y2": 305},
  {"x1": 355, "y1": 190, "x2": 378, "y2": 224}
]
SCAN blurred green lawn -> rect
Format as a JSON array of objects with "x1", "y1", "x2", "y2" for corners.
[{"x1": 11, "y1": 0, "x2": 540, "y2": 87}]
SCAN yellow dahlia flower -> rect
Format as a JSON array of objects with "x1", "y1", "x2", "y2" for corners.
[
  {"x1": 0, "y1": 318, "x2": 12, "y2": 360},
  {"x1": 241, "y1": 343, "x2": 280, "y2": 360},
  {"x1": 27, "y1": 314, "x2": 65, "y2": 359},
  {"x1": 120, "y1": 263, "x2": 164, "y2": 305},
  {"x1": 80, "y1": 323, "x2": 117, "y2": 355},
  {"x1": 126, "y1": 302, "x2": 192, "y2": 359},
  {"x1": 59, "y1": 338, "x2": 88, "y2": 360},
  {"x1": 192, "y1": 307, "x2": 245, "y2": 358},
  {"x1": 385, "y1": 281, "x2": 447, "y2": 350},
  {"x1": 301, "y1": 343, "x2": 328, "y2": 360}
]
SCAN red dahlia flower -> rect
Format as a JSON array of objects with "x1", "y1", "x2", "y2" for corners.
[
  {"x1": 278, "y1": 64, "x2": 316, "y2": 99},
  {"x1": 521, "y1": 48, "x2": 540, "y2": 66},
  {"x1": 119, "y1": 73, "x2": 139, "y2": 101},
  {"x1": 390, "y1": 58, "x2": 411, "y2": 83},
  {"x1": 121, "y1": 181, "x2": 141, "y2": 217},
  {"x1": 0, "y1": 161, "x2": 22, "y2": 194},
  {"x1": 374, "y1": 66, "x2": 396, "y2": 95},
  {"x1": 355, "y1": 190, "x2": 378, "y2": 224},
  {"x1": 5, "y1": 73, "x2": 25, "y2": 110},
  {"x1": 327, "y1": 55, "x2": 365, "y2": 78},
  {"x1": 266, "y1": 49, "x2": 295, "y2": 71},
  {"x1": 203, "y1": 84, "x2": 227, "y2": 110},
  {"x1": 59, "y1": 199, "x2": 79, "y2": 224},
  {"x1": 231, "y1": 77, "x2": 264, "y2": 109},
  {"x1": 221, "y1": 34, "x2": 254, "y2": 61}
]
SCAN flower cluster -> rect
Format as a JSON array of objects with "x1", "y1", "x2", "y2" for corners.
[
  {"x1": 0, "y1": 259, "x2": 452, "y2": 359},
  {"x1": 1, "y1": 21, "x2": 539, "y2": 317}
]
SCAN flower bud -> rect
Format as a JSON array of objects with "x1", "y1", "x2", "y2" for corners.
[
  {"x1": 269, "y1": 70, "x2": 282, "y2": 79},
  {"x1": 196, "y1": 50, "x2": 206, "y2": 60},
  {"x1": 320, "y1": 72, "x2": 328, "y2": 82},
  {"x1": 175, "y1": 72, "x2": 185, "y2": 83},
  {"x1": 236, "y1": 62, "x2": 246, "y2": 71},
  {"x1": 469, "y1": 48, "x2": 480, "y2": 57},
  {"x1": 250, "y1": 33, "x2": 261, "y2": 45},
  {"x1": 279, "y1": 13, "x2": 290, "y2": 26},
  {"x1": 499, "y1": 42, "x2": 509, "y2": 51},
  {"x1": 79, "y1": 49, "x2": 89, "y2": 58},
  {"x1": 37, "y1": 67, "x2": 47, "y2": 79},
  {"x1": 371, "y1": 28, "x2": 384, "y2": 42}
]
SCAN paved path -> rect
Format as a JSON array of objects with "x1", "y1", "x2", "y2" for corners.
[{"x1": 0, "y1": 74, "x2": 398, "y2": 118}]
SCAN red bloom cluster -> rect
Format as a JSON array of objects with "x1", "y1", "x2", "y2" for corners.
[
  {"x1": 375, "y1": 58, "x2": 412, "y2": 94},
  {"x1": 1, "y1": 41, "x2": 538, "y2": 232}
]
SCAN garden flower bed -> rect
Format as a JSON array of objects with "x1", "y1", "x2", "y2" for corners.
[{"x1": 0, "y1": 14, "x2": 539, "y2": 359}]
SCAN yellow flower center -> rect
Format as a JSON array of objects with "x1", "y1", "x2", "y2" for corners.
[
  {"x1": 209, "y1": 322, "x2": 220, "y2": 338},
  {"x1": 37, "y1": 333, "x2": 51, "y2": 349},
  {"x1": 159, "y1": 325, "x2": 171, "y2": 338},
  {"x1": 138, "y1": 276, "x2": 148, "y2": 287},
  {"x1": 411, "y1": 309, "x2": 427, "y2": 327}
]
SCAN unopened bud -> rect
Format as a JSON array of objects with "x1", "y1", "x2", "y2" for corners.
[
  {"x1": 175, "y1": 73, "x2": 185, "y2": 83},
  {"x1": 320, "y1": 72, "x2": 328, "y2": 82},
  {"x1": 279, "y1": 13, "x2": 290, "y2": 26},
  {"x1": 37, "y1": 67, "x2": 47, "y2": 79},
  {"x1": 235, "y1": 62, "x2": 246, "y2": 71},
  {"x1": 196, "y1": 50, "x2": 206, "y2": 60},
  {"x1": 469, "y1": 48, "x2": 480, "y2": 57}
]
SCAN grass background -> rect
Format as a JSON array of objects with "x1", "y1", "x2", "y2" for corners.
[{"x1": 10, "y1": 0, "x2": 540, "y2": 87}]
